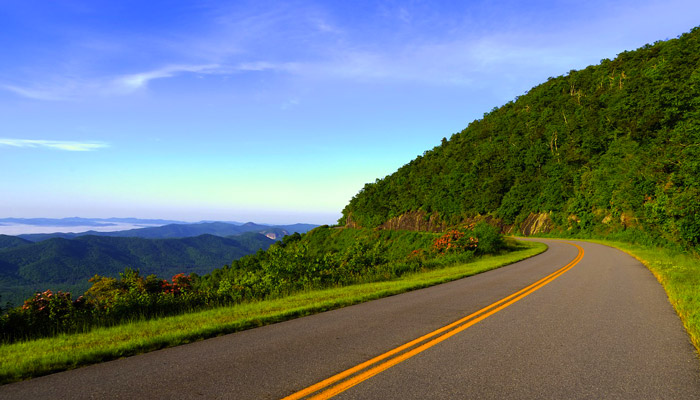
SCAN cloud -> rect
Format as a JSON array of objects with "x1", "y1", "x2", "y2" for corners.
[
  {"x1": 281, "y1": 97, "x2": 300, "y2": 110},
  {"x1": 0, "y1": 138, "x2": 108, "y2": 151},
  {"x1": 0, "y1": 64, "x2": 222, "y2": 100},
  {"x1": 110, "y1": 61, "x2": 301, "y2": 94},
  {"x1": 113, "y1": 64, "x2": 220, "y2": 92},
  {"x1": 235, "y1": 61, "x2": 289, "y2": 72},
  {"x1": 1, "y1": 61, "x2": 301, "y2": 101},
  {"x1": 2, "y1": 84, "x2": 74, "y2": 101},
  {"x1": 0, "y1": 1, "x2": 645, "y2": 102}
]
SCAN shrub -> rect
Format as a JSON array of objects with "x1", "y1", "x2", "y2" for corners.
[
  {"x1": 473, "y1": 222, "x2": 505, "y2": 254},
  {"x1": 433, "y1": 229, "x2": 478, "y2": 254}
]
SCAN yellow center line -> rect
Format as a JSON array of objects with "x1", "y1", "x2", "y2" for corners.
[{"x1": 284, "y1": 242, "x2": 584, "y2": 400}]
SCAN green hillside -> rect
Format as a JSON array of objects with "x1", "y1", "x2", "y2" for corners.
[
  {"x1": 0, "y1": 233, "x2": 275, "y2": 306},
  {"x1": 341, "y1": 27, "x2": 700, "y2": 250},
  {"x1": 0, "y1": 236, "x2": 31, "y2": 250}
]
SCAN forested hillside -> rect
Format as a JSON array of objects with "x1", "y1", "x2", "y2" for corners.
[
  {"x1": 342, "y1": 27, "x2": 700, "y2": 249},
  {"x1": 0, "y1": 233, "x2": 274, "y2": 306},
  {"x1": 0, "y1": 236, "x2": 31, "y2": 250}
]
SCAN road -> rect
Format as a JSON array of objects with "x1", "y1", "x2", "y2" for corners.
[{"x1": 1, "y1": 239, "x2": 699, "y2": 399}]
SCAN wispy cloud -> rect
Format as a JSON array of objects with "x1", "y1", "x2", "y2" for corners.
[
  {"x1": 2, "y1": 84, "x2": 75, "y2": 101},
  {"x1": 0, "y1": 1, "x2": 648, "y2": 103},
  {"x1": 1, "y1": 59, "x2": 302, "y2": 101},
  {"x1": 0, "y1": 64, "x2": 221, "y2": 100},
  {"x1": 113, "y1": 64, "x2": 220, "y2": 92},
  {"x1": 0, "y1": 138, "x2": 108, "y2": 151}
]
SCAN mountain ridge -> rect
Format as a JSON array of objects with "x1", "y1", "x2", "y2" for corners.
[
  {"x1": 17, "y1": 221, "x2": 319, "y2": 242},
  {"x1": 0, "y1": 233, "x2": 276, "y2": 306}
]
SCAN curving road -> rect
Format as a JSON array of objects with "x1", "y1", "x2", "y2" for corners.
[{"x1": 1, "y1": 239, "x2": 699, "y2": 399}]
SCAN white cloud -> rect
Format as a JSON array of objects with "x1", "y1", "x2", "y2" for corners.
[
  {"x1": 2, "y1": 84, "x2": 73, "y2": 101},
  {"x1": 1, "y1": 61, "x2": 299, "y2": 101},
  {"x1": 0, "y1": 138, "x2": 108, "y2": 151},
  {"x1": 235, "y1": 61, "x2": 291, "y2": 72},
  {"x1": 281, "y1": 98, "x2": 300, "y2": 110},
  {"x1": 6, "y1": 0, "x2": 679, "y2": 103},
  {"x1": 7, "y1": 1, "x2": 700, "y2": 92},
  {"x1": 113, "y1": 64, "x2": 220, "y2": 92}
]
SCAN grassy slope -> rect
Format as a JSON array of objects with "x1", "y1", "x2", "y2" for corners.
[{"x1": 0, "y1": 240, "x2": 545, "y2": 384}]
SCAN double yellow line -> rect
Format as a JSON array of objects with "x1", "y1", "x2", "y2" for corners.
[{"x1": 284, "y1": 242, "x2": 584, "y2": 400}]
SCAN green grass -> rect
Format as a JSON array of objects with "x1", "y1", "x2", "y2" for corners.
[
  {"x1": 574, "y1": 239, "x2": 700, "y2": 355},
  {"x1": 0, "y1": 240, "x2": 546, "y2": 384}
]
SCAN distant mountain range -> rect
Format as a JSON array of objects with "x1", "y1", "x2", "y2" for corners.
[
  {"x1": 0, "y1": 232, "x2": 276, "y2": 306},
  {"x1": 0, "y1": 219, "x2": 320, "y2": 307},
  {"x1": 16, "y1": 221, "x2": 319, "y2": 242}
]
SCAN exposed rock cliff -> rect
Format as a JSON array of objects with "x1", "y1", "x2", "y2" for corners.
[
  {"x1": 347, "y1": 210, "x2": 556, "y2": 236},
  {"x1": 377, "y1": 211, "x2": 446, "y2": 232},
  {"x1": 518, "y1": 213, "x2": 555, "y2": 236}
]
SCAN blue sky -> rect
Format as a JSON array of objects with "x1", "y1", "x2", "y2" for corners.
[{"x1": 1, "y1": 0, "x2": 698, "y2": 224}]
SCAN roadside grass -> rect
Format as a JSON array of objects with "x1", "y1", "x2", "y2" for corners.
[
  {"x1": 578, "y1": 239, "x2": 700, "y2": 355},
  {"x1": 0, "y1": 240, "x2": 546, "y2": 385}
]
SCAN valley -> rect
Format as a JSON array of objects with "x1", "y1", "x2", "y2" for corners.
[{"x1": 0, "y1": 220, "x2": 318, "y2": 306}]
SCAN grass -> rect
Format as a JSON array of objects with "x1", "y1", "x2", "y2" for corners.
[
  {"x1": 0, "y1": 240, "x2": 546, "y2": 385},
  {"x1": 574, "y1": 238, "x2": 700, "y2": 355}
]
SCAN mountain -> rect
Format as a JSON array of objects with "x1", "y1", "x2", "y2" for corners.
[
  {"x1": 0, "y1": 233, "x2": 275, "y2": 306},
  {"x1": 341, "y1": 28, "x2": 700, "y2": 249},
  {"x1": 17, "y1": 222, "x2": 319, "y2": 242},
  {"x1": 0, "y1": 235, "x2": 32, "y2": 250}
]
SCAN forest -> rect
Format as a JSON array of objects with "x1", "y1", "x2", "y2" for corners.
[{"x1": 342, "y1": 28, "x2": 700, "y2": 251}]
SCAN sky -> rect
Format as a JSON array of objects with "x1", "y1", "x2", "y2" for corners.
[{"x1": 1, "y1": 0, "x2": 698, "y2": 225}]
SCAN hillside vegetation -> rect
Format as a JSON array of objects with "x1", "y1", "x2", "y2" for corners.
[
  {"x1": 0, "y1": 233, "x2": 275, "y2": 306},
  {"x1": 342, "y1": 27, "x2": 700, "y2": 250},
  {"x1": 0, "y1": 224, "x2": 506, "y2": 343}
]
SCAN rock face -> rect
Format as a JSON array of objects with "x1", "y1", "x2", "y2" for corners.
[
  {"x1": 378, "y1": 211, "x2": 446, "y2": 232},
  {"x1": 347, "y1": 210, "x2": 556, "y2": 236},
  {"x1": 344, "y1": 214, "x2": 361, "y2": 229},
  {"x1": 519, "y1": 212, "x2": 555, "y2": 235},
  {"x1": 262, "y1": 230, "x2": 289, "y2": 240}
]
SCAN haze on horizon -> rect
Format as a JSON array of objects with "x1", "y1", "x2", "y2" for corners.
[{"x1": 1, "y1": 0, "x2": 698, "y2": 225}]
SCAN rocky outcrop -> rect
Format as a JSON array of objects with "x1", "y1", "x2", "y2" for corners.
[
  {"x1": 519, "y1": 212, "x2": 555, "y2": 235},
  {"x1": 378, "y1": 211, "x2": 446, "y2": 232},
  {"x1": 348, "y1": 210, "x2": 556, "y2": 236},
  {"x1": 344, "y1": 214, "x2": 361, "y2": 229},
  {"x1": 263, "y1": 231, "x2": 288, "y2": 240},
  {"x1": 377, "y1": 212, "x2": 518, "y2": 234}
]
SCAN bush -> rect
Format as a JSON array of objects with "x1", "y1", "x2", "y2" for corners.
[{"x1": 473, "y1": 222, "x2": 505, "y2": 254}]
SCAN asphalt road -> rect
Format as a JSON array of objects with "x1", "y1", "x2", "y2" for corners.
[{"x1": 1, "y1": 239, "x2": 699, "y2": 399}]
